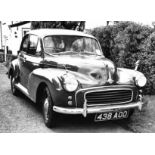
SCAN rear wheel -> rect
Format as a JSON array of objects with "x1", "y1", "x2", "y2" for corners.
[
  {"x1": 42, "y1": 86, "x2": 57, "y2": 128},
  {"x1": 10, "y1": 76, "x2": 19, "y2": 96}
]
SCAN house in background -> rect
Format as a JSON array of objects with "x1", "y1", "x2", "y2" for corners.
[
  {"x1": 8, "y1": 21, "x2": 31, "y2": 55},
  {"x1": 0, "y1": 21, "x2": 31, "y2": 56},
  {"x1": 0, "y1": 21, "x2": 2, "y2": 49}
]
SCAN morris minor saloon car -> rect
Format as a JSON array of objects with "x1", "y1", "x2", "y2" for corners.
[{"x1": 8, "y1": 29, "x2": 147, "y2": 128}]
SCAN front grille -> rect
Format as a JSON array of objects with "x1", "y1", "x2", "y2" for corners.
[{"x1": 85, "y1": 89, "x2": 133, "y2": 106}]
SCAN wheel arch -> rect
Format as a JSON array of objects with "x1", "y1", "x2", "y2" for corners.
[
  {"x1": 35, "y1": 81, "x2": 56, "y2": 105},
  {"x1": 36, "y1": 82, "x2": 48, "y2": 105},
  {"x1": 28, "y1": 68, "x2": 67, "y2": 106}
]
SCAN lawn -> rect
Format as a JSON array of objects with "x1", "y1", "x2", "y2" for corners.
[{"x1": 122, "y1": 96, "x2": 155, "y2": 133}]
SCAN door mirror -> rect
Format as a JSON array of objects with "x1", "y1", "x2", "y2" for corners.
[{"x1": 135, "y1": 60, "x2": 140, "y2": 70}]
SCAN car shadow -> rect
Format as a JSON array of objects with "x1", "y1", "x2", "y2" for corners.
[
  {"x1": 52, "y1": 114, "x2": 128, "y2": 133},
  {"x1": 12, "y1": 91, "x2": 131, "y2": 133}
]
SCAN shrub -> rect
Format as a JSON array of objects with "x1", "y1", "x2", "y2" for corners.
[
  {"x1": 90, "y1": 21, "x2": 154, "y2": 94},
  {"x1": 139, "y1": 32, "x2": 155, "y2": 94}
]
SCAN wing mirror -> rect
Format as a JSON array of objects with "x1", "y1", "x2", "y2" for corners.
[{"x1": 135, "y1": 60, "x2": 141, "y2": 71}]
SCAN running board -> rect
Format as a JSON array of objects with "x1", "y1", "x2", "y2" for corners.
[{"x1": 15, "y1": 83, "x2": 29, "y2": 97}]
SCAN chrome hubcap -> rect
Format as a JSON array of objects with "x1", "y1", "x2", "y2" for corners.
[{"x1": 43, "y1": 98, "x2": 50, "y2": 121}]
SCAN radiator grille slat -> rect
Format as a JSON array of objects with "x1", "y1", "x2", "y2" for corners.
[
  {"x1": 85, "y1": 89, "x2": 133, "y2": 106},
  {"x1": 87, "y1": 96, "x2": 131, "y2": 101},
  {"x1": 87, "y1": 94, "x2": 131, "y2": 99}
]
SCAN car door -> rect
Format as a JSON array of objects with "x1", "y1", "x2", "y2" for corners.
[
  {"x1": 18, "y1": 34, "x2": 29, "y2": 88},
  {"x1": 18, "y1": 34, "x2": 43, "y2": 89}
]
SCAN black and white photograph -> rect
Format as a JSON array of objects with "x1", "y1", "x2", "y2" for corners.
[
  {"x1": 1, "y1": 1, "x2": 155, "y2": 155},
  {"x1": 0, "y1": 21, "x2": 154, "y2": 133}
]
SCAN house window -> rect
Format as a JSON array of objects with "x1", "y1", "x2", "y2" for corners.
[{"x1": 22, "y1": 28, "x2": 30, "y2": 38}]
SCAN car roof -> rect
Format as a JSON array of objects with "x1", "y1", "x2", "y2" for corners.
[{"x1": 27, "y1": 29, "x2": 95, "y2": 39}]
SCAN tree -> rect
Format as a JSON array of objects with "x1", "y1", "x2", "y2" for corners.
[
  {"x1": 139, "y1": 32, "x2": 155, "y2": 94},
  {"x1": 31, "y1": 21, "x2": 85, "y2": 31}
]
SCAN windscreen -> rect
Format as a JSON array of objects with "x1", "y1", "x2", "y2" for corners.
[{"x1": 43, "y1": 35, "x2": 103, "y2": 56}]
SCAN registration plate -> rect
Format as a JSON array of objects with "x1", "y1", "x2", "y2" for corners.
[{"x1": 94, "y1": 110, "x2": 129, "y2": 122}]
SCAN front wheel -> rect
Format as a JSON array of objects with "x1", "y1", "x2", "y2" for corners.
[{"x1": 42, "y1": 87, "x2": 57, "y2": 128}]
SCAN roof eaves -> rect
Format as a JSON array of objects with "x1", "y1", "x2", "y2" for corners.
[{"x1": 9, "y1": 21, "x2": 30, "y2": 28}]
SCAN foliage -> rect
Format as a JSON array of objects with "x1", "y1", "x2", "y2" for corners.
[
  {"x1": 31, "y1": 21, "x2": 85, "y2": 31},
  {"x1": 90, "y1": 21, "x2": 155, "y2": 94},
  {"x1": 139, "y1": 32, "x2": 155, "y2": 94}
]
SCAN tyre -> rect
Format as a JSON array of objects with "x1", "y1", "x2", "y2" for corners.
[
  {"x1": 10, "y1": 76, "x2": 19, "y2": 96},
  {"x1": 42, "y1": 86, "x2": 57, "y2": 128}
]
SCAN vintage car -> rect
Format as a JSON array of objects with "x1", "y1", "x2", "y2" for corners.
[{"x1": 8, "y1": 29, "x2": 147, "y2": 128}]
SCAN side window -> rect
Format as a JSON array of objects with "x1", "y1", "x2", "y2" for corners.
[
  {"x1": 21, "y1": 35, "x2": 29, "y2": 52},
  {"x1": 44, "y1": 37, "x2": 54, "y2": 48},
  {"x1": 28, "y1": 35, "x2": 39, "y2": 55}
]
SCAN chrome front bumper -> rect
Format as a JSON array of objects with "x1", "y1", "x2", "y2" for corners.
[{"x1": 53, "y1": 101, "x2": 146, "y2": 117}]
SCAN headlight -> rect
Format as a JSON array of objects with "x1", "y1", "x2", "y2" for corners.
[
  {"x1": 62, "y1": 74, "x2": 78, "y2": 92},
  {"x1": 135, "y1": 74, "x2": 147, "y2": 87}
]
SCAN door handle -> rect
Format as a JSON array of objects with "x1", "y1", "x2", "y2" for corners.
[
  {"x1": 23, "y1": 57, "x2": 26, "y2": 62},
  {"x1": 19, "y1": 52, "x2": 26, "y2": 62},
  {"x1": 20, "y1": 56, "x2": 26, "y2": 62}
]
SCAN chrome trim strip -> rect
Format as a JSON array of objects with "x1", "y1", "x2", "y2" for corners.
[
  {"x1": 83, "y1": 99, "x2": 87, "y2": 117},
  {"x1": 84, "y1": 88, "x2": 133, "y2": 107},
  {"x1": 15, "y1": 83, "x2": 29, "y2": 97},
  {"x1": 53, "y1": 101, "x2": 145, "y2": 117},
  {"x1": 76, "y1": 85, "x2": 134, "y2": 94}
]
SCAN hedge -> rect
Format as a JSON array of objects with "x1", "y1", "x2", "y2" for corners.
[{"x1": 90, "y1": 21, "x2": 155, "y2": 95}]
